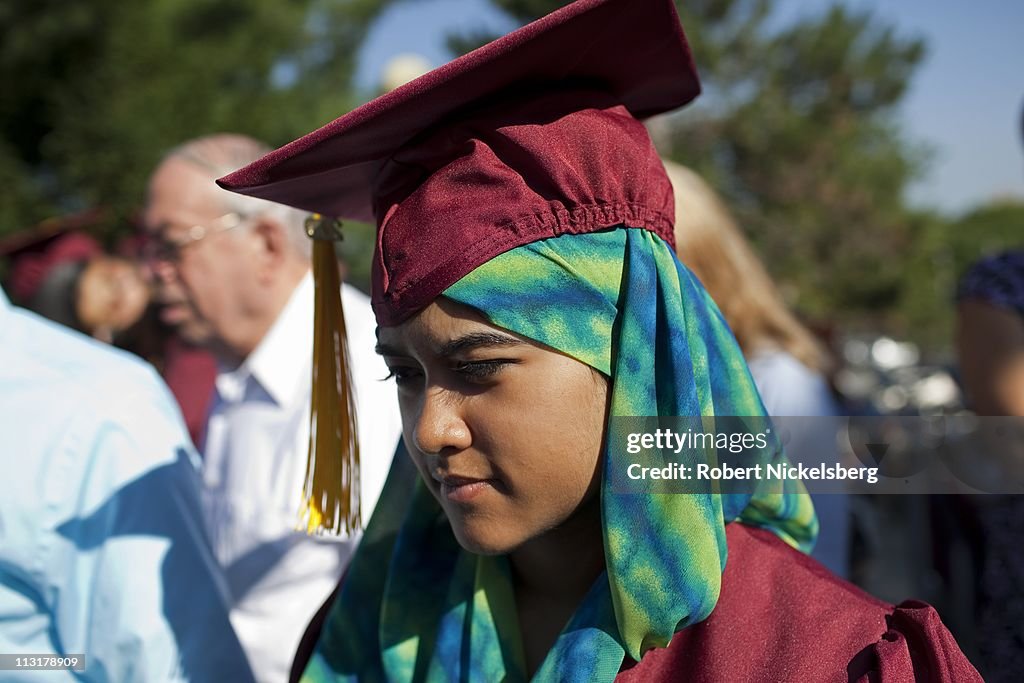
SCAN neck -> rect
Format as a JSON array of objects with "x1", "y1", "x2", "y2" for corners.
[
  {"x1": 510, "y1": 493, "x2": 605, "y2": 599},
  {"x1": 508, "y1": 493, "x2": 605, "y2": 677},
  {"x1": 222, "y1": 264, "x2": 309, "y2": 365}
]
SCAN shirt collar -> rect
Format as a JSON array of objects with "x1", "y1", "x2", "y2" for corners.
[{"x1": 222, "y1": 270, "x2": 314, "y2": 406}]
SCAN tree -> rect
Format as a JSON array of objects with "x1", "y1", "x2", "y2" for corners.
[
  {"x1": 896, "y1": 200, "x2": 1024, "y2": 352},
  {"x1": 0, "y1": 0, "x2": 394, "y2": 239},
  {"x1": 457, "y1": 0, "x2": 930, "y2": 336},
  {"x1": 671, "y1": 4, "x2": 927, "y2": 324}
]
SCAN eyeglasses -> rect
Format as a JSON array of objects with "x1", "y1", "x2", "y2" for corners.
[{"x1": 143, "y1": 212, "x2": 246, "y2": 263}]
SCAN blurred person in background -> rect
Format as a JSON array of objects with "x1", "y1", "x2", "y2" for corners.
[
  {"x1": 0, "y1": 221, "x2": 217, "y2": 446},
  {"x1": 956, "y1": 249, "x2": 1024, "y2": 682},
  {"x1": 958, "y1": 255, "x2": 1024, "y2": 417},
  {"x1": 142, "y1": 133, "x2": 402, "y2": 683},
  {"x1": 953, "y1": 101, "x2": 1024, "y2": 682},
  {"x1": 666, "y1": 160, "x2": 850, "y2": 577},
  {"x1": 0, "y1": 284, "x2": 254, "y2": 682},
  {"x1": 1, "y1": 226, "x2": 149, "y2": 345}
]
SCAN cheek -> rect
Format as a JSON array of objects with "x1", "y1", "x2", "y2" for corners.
[
  {"x1": 481, "y1": 363, "x2": 606, "y2": 496},
  {"x1": 397, "y1": 393, "x2": 418, "y2": 447},
  {"x1": 180, "y1": 255, "x2": 234, "y2": 314},
  {"x1": 397, "y1": 397, "x2": 432, "y2": 477},
  {"x1": 121, "y1": 284, "x2": 150, "y2": 324},
  {"x1": 175, "y1": 259, "x2": 208, "y2": 298}
]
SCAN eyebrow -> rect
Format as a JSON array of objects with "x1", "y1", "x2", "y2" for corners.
[{"x1": 375, "y1": 331, "x2": 524, "y2": 357}]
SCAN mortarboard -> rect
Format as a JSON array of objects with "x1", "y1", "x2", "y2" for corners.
[
  {"x1": 217, "y1": 0, "x2": 701, "y2": 535},
  {"x1": 0, "y1": 212, "x2": 106, "y2": 329},
  {"x1": 220, "y1": 0, "x2": 699, "y2": 322}
]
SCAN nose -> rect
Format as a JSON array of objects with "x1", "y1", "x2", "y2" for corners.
[
  {"x1": 146, "y1": 257, "x2": 180, "y2": 289},
  {"x1": 137, "y1": 256, "x2": 158, "y2": 284},
  {"x1": 411, "y1": 386, "x2": 472, "y2": 456}
]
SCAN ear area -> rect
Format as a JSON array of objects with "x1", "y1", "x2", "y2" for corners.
[{"x1": 248, "y1": 215, "x2": 291, "y2": 280}]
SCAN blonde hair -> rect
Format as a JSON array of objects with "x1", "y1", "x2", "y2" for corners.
[{"x1": 666, "y1": 160, "x2": 831, "y2": 374}]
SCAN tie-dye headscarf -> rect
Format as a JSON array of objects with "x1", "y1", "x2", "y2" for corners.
[{"x1": 303, "y1": 227, "x2": 816, "y2": 683}]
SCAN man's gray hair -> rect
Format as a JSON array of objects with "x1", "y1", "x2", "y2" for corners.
[{"x1": 164, "y1": 134, "x2": 312, "y2": 259}]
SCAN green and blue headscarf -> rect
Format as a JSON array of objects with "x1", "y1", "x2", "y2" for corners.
[{"x1": 303, "y1": 227, "x2": 816, "y2": 683}]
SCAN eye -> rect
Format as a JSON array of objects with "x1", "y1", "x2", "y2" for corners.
[
  {"x1": 382, "y1": 365, "x2": 423, "y2": 388},
  {"x1": 453, "y1": 359, "x2": 515, "y2": 381}
]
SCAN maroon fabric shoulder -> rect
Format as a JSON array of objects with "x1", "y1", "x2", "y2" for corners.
[
  {"x1": 866, "y1": 602, "x2": 983, "y2": 683},
  {"x1": 160, "y1": 336, "x2": 216, "y2": 447},
  {"x1": 616, "y1": 524, "x2": 981, "y2": 683}
]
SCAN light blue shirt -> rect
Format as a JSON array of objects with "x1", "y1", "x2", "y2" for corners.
[
  {"x1": 0, "y1": 288, "x2": 255, "y2": 682},
  {"x1": 747, "y1": 348, "x2": 850, "y2": 578}
]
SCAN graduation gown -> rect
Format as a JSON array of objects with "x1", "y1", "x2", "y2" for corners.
[
  {"x1": 292, "y1": 522, "x2": 979, "y2": 682},
  {"x1": 617, "y1": 523, "x2": 981, "y2": 682}
]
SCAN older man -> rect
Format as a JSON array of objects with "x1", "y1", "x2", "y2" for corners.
[{"x1": 142, "y1": 134, "x2": 402, "y2": 682}]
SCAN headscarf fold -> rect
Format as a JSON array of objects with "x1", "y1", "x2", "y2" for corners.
[{"x1": 303, "y1": 227, "x2": 816, "y2": 683}]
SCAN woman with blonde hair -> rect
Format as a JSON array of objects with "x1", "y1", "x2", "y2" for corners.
[
  {"x1": 666, "y1": 161, "x2": 831, "y2": 375},
  {"x1": 667, "y1": 160, "x2": 849, "y2": 577}
]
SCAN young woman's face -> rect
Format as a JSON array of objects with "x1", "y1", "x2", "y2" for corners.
[
  {"x1": 75, "y1": 256, "x2": 151, "y2": 341},
  {"x1": 376, "y1": 297, "x2": 608, "y2": 555}
]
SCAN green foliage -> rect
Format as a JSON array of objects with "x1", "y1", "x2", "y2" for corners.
[
  {"x1": 669, "y1": 4, "x2": 928, "y2": 326},
  {"x1": 5, "y1": 0, "x2": 1011, "y2": 351},
  {"x1": 0, "y1": 0, "x2": 394, "y2": 238},
  {"x1": 893, "y1": 201, "x2": 1024, "y2": 353},
  {"x1": 944, "y1": 200, "x2": 1024, "y2": 275},
  {"x1": 337, "y1": 219, "x2": 378, "y2": 293}
]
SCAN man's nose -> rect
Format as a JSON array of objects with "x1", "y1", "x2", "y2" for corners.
[{"x1": 144, "y1": 257, "x2": 179, "y2": 288}]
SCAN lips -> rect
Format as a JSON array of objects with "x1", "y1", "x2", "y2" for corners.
[
  {"x1": 434, "y1": 473, "x2": 498, "y2": 503},
  {"x1": 159, "y1": 302, "x2": 191, "y2": 324}
]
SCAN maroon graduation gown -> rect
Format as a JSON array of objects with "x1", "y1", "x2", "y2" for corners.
[
  {"x1": 616, "y1": 523, "x2": 982, "y2": 682},
  {"x1": 292, "y1": 524, "x2": 980, "y2": 682}
]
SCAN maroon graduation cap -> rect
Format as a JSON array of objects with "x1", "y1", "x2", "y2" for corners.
[
  {"x1": 217, "y1": 0, "x2": 701, "y2": 536},
  {"x1": 219, "y1": 0, "x2": 700, "y2": 325},
  {"x1": 0, "y1": 211, "x2": 105, "y2": 322}
]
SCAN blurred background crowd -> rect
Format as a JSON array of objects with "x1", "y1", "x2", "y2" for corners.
[{"x1": 1, "y1": 0, "x2": 1021, "y2": 680}]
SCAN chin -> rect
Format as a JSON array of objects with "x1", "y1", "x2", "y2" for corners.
[
  {"x1": 448, "y1": 519, "x2": 522, "y2": 556},
  {"x1": 177, "y1": 323, "x2": 214, "y2": 347}
]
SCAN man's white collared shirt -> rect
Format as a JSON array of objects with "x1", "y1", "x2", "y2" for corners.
[{"x1": 201, "y1": 273, "x2": 402, "y2": 683}]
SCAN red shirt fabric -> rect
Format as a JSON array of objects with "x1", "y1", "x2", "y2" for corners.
[
  {"x1": 160, "y1": 336, "x2": 217, "y2": 447},
  {"x1": 616, "y1": 523, "x2": 981, "y2": 682}
]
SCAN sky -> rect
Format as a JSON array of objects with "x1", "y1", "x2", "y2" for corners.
[{"x1": 355, "y1": 0, "x2": 1024, "y2": 216}]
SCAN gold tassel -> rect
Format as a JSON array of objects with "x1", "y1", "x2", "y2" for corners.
[{"x1": 299, "y1": 214, "x2": 361, "y2": 536}]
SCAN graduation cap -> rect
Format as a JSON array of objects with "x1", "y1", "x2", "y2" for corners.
[
  {"x1": 0, "y1": 211, "x2": 105, "y2": 327},
  {"x1": 218, "y1": 0, "x2": 701, "y2": 535}
]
